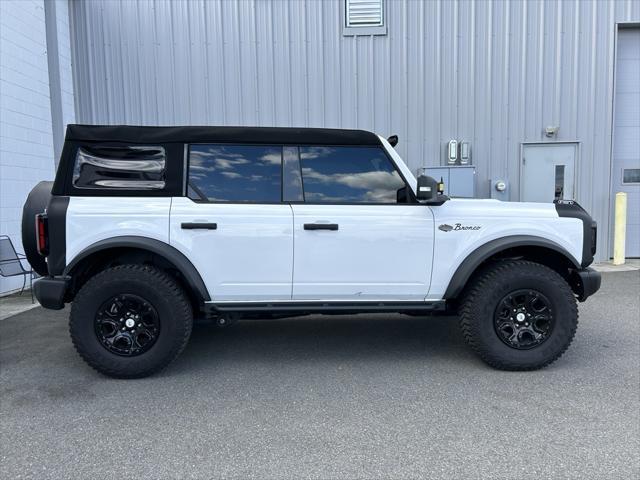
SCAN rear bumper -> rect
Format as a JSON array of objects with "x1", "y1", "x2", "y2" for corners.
[
  {"x1": 571, "y1": 267, "x2": 602, "y2": 302},
  {"x1": 33, "y1": 276, "x2": 68, "y2": 310}
]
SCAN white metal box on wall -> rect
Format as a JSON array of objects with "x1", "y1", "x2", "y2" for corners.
[{"x1": 419, "y1": 166, "x2": 476, "y2": 198}]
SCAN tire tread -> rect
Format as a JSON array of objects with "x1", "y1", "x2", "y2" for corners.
[
  {"x1": 459, "y1": 260, "x2": 578, "y2": 371},
  {"x1": 70, "y1": 264, "x2": 192, "y2": 378}
]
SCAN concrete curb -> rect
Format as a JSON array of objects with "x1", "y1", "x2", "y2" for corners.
[
  {"x1": 0, "y1": 294, "x2": 41, "y2": 321},
  {"x1": 592, "y1": 260, "x2": 640, "y2": 273}
]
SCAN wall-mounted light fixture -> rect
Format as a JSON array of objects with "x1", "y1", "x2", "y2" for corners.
[
  {"x1": 447, "y1": 140, "x2": 458, "y2": 165},
  {"x1": 545, "y1": 126, "x2": 559, "y2": 138},
  {"x1": 459, "y1": 141, "x2": 471, "y2": 164}
]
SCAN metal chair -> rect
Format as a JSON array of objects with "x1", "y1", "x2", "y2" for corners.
[{"x1": 0, "y1": 235, "x2": 34, "y2": 302}]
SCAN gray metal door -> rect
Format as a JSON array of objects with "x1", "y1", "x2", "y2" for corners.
[
  {"x1": 521, "y1": 143, "x2": 577, "y2": 203},
  {"x1": 612, "y1": 28, "x2": 640, "y2": 258}
]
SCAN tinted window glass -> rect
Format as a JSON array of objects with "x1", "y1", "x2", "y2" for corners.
[
  {"x1": 299, "y1": 146, "x2": 406, "y2": 203},
  {"x1": 188, "y1": 145, "x2": 282, "y2": 202},
  {"x1": 622, "y1": 168, "x2": 640, "y2": 184},
  {"x1": 73, "y1": 146, "x2": 166, "y2": 190}
]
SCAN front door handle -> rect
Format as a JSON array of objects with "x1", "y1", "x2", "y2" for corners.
[
  {"x1": 181, "y1": 222, "x2": 217, "y2": 230},
  {"x1": 304, "y1": 223, "x2": 339, "y2": 231}
]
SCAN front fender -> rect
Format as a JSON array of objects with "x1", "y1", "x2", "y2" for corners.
[
  {"x1": 426, "y1": 199, "x2": 584, "y2": 300},
  {"x1": 439, "y1": 235, "x2": 581, "y2": 300}
]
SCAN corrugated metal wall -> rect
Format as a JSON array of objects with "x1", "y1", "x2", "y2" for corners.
[{"x1": 69, "y1": 0, "x2": 640, "y2": 261}]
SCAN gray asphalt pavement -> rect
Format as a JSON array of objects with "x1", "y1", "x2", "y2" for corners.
[{"x1": 1, "y1": 271, "x2": 639, "y2": 479}]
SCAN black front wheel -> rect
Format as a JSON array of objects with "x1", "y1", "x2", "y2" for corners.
[
  {"x1": 459, "y1": 260, "x2": 578, "y2": 371},
  {"x1": 70, "y1": 265, "x2": 193, "y2": 378}
]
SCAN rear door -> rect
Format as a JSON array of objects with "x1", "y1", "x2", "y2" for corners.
[
  {"x1": 288, "y1": 146, "x2": 434, "y2": 301},
  {"x1": 170, "y1": 144, "x2": 293, "y2": 302}
]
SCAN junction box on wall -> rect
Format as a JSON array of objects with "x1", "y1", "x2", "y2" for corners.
[{"x1": 419, "y1": 166, "x2": 476, "y2": 198}]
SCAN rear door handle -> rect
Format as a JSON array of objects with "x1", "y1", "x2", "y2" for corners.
[
  {"x1": 181, "y1": 222, "x2": 217, "y2": 230},
  {"x1": 304, "y1": 223, "x2": 339, "y2": 231}
]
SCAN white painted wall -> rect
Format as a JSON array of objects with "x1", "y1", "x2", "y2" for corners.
[
  {"x1": 54, "y1": 0, "x2": 76, "y2": 141},
  {"x1": 45, "y1": 0, "x2": 76, "y2": 162},
  {"x1": 0, "y1": 0, "x2": 74, "y2": 294}
]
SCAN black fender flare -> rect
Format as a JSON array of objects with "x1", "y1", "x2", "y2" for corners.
[
  {"x1": 443, "y1": 235, "x2": 581, "y2": 299},
  {"x1": 21, "y1": 181, "x2": 53, "y2": 276},
  {"x1": 64, "y1": 236, "x2": 211, "y2": 302}
]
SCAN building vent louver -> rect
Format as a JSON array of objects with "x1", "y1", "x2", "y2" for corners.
[{"x1": 345, "y1": 0, "x2": 384, "y2": 27}]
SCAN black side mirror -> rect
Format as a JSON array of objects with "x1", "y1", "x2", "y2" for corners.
[
  {"x1": 417, "y1": 175, "x2": 448, "y2": 205},
  {"x1": 387, "y1": 135, "x2": 398, "y2": 147},
  {"x1": 416, "y1": 175, "x2": 437, "y2": 201}
]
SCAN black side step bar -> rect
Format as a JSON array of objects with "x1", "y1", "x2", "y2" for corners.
[{"x1": 206, "y1": 301, "x2": 446, "y2": 314}]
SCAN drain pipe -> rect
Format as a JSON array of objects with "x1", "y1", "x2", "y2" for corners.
[{"x1": 613, "y1": 192, "x2": 627, "y2": 265}]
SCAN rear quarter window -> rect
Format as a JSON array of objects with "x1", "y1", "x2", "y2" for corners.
[{"x1": 72, "y1": 145, "x2": 166, "y2": 190}]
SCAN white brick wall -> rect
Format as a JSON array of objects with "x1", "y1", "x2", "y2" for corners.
[
  {"x1": 55, "y1": 0, "x2": 75, "y2": 143},
  {"x1": 1, "y1": 0, "x2": 56, "y2": 294}
]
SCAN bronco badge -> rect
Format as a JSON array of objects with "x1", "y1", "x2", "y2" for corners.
[{"x1": 439, "y1": 223, "x2": 481, "y2": 232}]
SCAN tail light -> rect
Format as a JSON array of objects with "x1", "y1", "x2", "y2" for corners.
[{"x1": 35, "y1": 213, "x2": 49, "y2": 256}]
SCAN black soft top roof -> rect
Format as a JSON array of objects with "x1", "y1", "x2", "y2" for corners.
[{"x1": 65, "y1": 124, "x2": 381, "y2": 146}]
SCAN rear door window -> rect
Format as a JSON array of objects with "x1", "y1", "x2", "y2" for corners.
[
  {"x1": 298, "y1": 146, "x2": 407, "y2": 203},
  {"x1": 188, "y1": 145, "x2": 282, "y2": 203}
]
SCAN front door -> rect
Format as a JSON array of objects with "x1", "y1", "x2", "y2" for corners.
[
  {"x1": 289, "y1": 145, "x2": 434, "y2": 301},
  {"x1": 170, "y1": 144, "x2": 293, "y2": 301},
  {"x1": 521, "y1": 143, "x2": 577, "y2": 203}
]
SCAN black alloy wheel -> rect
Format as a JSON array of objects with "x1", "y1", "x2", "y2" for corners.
[
  {"x1": 493, "y1": 289, "x2": 554, "y2": 350},
  {"x1": 95, "y1": 294, "x2": 161, "y2": 356}
]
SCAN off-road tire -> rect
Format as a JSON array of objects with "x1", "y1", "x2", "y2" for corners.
[
  {"x1": 70, "y1": 265, "x2": 193, "y2": 378},
  {"x1": 459, "y1": 260, "x2": 578, "y2": 370}
]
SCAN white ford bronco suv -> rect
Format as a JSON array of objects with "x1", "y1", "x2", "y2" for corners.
[{"x1": 23, "y1": 125, "x2": 601, "y2": 378}]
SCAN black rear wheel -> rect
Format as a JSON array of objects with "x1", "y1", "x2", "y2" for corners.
[
  {"x1": 459, "y1": 260, "x2": 578, "y2": 371},
  {"x1": 70, "y1": 265, "x2": 193, "y2": 378},
  {"x1": 94, "y1": 293, "x2": 161, "y2": 356}
]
